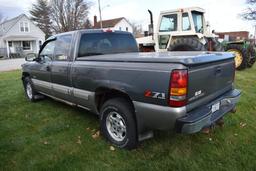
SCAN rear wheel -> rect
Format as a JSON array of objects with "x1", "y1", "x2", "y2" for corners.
[
  {"x1": 100, "y1": 98, "x2": 138, "y2": 149},
  {"x1": 168, "y1": 37, "x2": 206, "y2": 51},
  {"x1": 226, "y1": 44, "x2": 248, "y2": 70},
  {"x1": 247, "y1": 45, "x2": 256, "y2": 68}
]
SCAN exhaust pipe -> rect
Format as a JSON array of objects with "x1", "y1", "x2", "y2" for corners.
[{"x1": 148, "y1": 9, "x2": 154, "y2": 40}]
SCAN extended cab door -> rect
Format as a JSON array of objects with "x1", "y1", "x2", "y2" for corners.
[
  {"x1": 30, "y1": 39, "x2": 55, "y2": 94},
  {"x1": 50, "y1": 33, "x2": 73, "y2": 101}
]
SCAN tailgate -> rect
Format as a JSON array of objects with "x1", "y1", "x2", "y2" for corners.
[{"x1": 187, "y1": 59, "x2": 235, "y2": 110}]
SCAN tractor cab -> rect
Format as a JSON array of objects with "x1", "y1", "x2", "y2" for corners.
[
  {"x1": 156, "y1": 7, "x2": 208, "y2": 50},
  {"x1": 137, "y1": 7, "x2": 216, "y2": 52}
]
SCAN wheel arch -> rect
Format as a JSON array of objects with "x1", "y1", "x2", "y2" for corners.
[
  {"x1": 94, "y1": 87, "x2": 135, "y2": 114},
  {"x1": 22, "y1": 72, "x2": 30, "y2": 81}
]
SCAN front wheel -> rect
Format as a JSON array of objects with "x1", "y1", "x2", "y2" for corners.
[
  {"x1": 100, "y1": 98, "x2": 138, "y2": 149},
  {"x1": 23, "y1": 77, "x2": 39, "y2": 102}
]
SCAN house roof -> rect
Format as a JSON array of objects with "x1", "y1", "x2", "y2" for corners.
[
  {"x1": 0, "y1": 14, "x2": 45, "y2": 36},
  {"x1": 0, "y1": 14, "x2": 25, "y2": 35},
  {"x1": 0, "y1": 14, "x2": 24, "y2": 25},
  {"x1": 94, "y1": 17, "x2": 125, "y2": 28}
]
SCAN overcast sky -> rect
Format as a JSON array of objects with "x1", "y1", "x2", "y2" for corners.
[{"x1": 0, "y1": 0, "x2": 255, "y2": 35}]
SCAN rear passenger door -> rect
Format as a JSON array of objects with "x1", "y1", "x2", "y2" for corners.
[{"x1": 51, "y1": 34, "x2": 73, "y2": 101}]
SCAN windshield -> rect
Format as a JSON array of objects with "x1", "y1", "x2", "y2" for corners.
[
  {"x1": 192, "y1": 11, "x2": 204, "y2": 33},
  {"x1": 159, "y1": 14, "x2": 178, "y2": 32},
  {"x1": 78, "y1": 32, "x2": 138, "y2": 57}
]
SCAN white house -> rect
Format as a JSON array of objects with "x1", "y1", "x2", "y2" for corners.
[
  {"x1": 93, "y1": 16, "x2": 133, "y2": 33},
  {"x1": 0, "y1": 14, "x2": 45, "y2": 58}
]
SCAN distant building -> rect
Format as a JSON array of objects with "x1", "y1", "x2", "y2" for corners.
[
  {"x1": 0, "y1": 14, "x2": 45, "y2": 58},
  {"x1": 93, "y1": 16, "x2": 133, "y2": 33},
  {"x1": 215, "y1": 31, "x2": 249, "y2": 41}
]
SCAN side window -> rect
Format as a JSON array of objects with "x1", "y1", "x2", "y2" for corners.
[
  {"x1": 182, "y1": 13, "x2": 191, "y2": 31},
  {"x1": 40, "y1": 41, "x2": 55, "y2": 62},
  {"x1": 192, "y1": 11, "x2": 204, "y2": 33},
  {"x1": 54, "y1": 34, "x2": 72, "y2": 61},
  {"x1": 159, "y1": 14, "x2": 177, "y2": 32}
]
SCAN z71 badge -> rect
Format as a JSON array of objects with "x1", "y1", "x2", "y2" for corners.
[{"x1": 144, "y1": 90, "x2": 166, "y2": 100}]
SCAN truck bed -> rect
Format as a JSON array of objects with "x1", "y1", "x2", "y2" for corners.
[{"x1": 77, "y1": 51, "x2": 235, "y2": 113}]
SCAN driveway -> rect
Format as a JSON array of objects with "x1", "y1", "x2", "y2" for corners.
[{"x1": 0, "y1": 58, "x2": 26, "y2": 72}]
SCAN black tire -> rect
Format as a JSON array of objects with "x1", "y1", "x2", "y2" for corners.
[
  {"x1": 212, "y1": 38, "x2": 224, "y2": 51},
  {"x1": 100, "y1": 98, "x2": 138, "y2": 149},
  {"x1": 226, "y1": 44, "x2": 248, "y2": 70},
  {"x1": 168, "y1": 37, "x2": 207, "y2": 51},
  {"x1": 247, "y1": 45, "x2": 256, "y2": 68},
  {"x1": 23, "y1": 77, "x2": 39, "y2": 102}
]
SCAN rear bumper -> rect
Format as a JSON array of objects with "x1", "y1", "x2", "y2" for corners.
[
  {"x1": 176, "y1": 89, "x2": 241, "y2": 134},
  {"x1": 133, "y1": 89, "x2": 241, "y2": 134}
]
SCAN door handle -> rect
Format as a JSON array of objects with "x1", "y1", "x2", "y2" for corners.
[{"x1": 46, "y1": 66, "x2": 51, "y2": 72}]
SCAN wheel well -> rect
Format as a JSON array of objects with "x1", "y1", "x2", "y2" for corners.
[
  {"x1": 22, "y1": 72, "x2": 30, "y2": 81},
  {"x1": 95, "y1": 88, "x2": 135, "y2": 113}
]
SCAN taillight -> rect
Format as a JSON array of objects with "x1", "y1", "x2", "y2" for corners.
[{"x1": 169, "y1": 69, "x2": 188, "y2": 107}]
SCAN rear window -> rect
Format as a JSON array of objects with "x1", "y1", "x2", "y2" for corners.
[{"x1": 77, "y1": 32, "x2": 138, "y2": 57}]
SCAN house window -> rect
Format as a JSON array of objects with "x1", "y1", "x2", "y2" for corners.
[
  {"x1": 119, "y1": 27, "x2": 122, "y2": 31},
  {"x1": 8, "y1": 41, "x2": 12, "y2": 47},
  {"x1": 126, "y1": 27, "x2": 128, "y2": 31},
  {"x1": 20, "y1": 22, "x2": 29, "y2": 32},
  {"x1": 22, "y1": 41, "x2": 31, "y2": 50}
]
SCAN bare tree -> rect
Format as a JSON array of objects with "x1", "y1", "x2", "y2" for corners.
[
  {"x1": 30, "y1": 0, "x2": 52, "y2": 38},
  {"x1": 130, "y1": 21, "x2": 143, "y2": 38},
  {"x1": 241, "y1": 0, "x2": 256, "y2": 20},
  {"x1": 50, "y1": 0, "x2": 91, "y2": 33},
  {"x1": 84, "y1": 18, "x2": 92, "y2": 29}
]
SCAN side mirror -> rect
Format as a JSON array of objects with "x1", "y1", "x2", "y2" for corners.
[{"x1": 25, "y1": 53, "x2": 37, "y2": 62}]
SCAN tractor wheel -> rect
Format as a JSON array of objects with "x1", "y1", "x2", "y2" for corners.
[
  {"x1": 226, "y1": 44, "x2": 248, "y2": 70},
  {"x1": 247, "y1": 45, "x2": 256, "y2": 68},
  {"x1": 168, "y1": 37, "x2": 206, "y2": 51},
  {"x1": 212, "y1": 38, "x2": 224, "y2": 51}
]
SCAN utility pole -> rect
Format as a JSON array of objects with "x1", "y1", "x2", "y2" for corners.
[{"x1": 98, "y1": 0, "x2": 103, "y2": 29}]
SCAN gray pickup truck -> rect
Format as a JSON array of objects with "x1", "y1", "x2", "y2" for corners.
[{"x1": 22, "y1": 30, "x2": 241, "y2": 149}]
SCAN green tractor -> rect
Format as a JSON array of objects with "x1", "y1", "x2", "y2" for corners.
[{"x1": 223, "y1": 40, "x2": 256, "y2": 70}]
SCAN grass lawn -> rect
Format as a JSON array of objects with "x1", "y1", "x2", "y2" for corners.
[{"x1": 0, "y1": 66, "x2": 256, "y2": 171}]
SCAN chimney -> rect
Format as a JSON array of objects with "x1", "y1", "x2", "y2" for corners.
[{"x1": 94, "y1": 15, "x2": 97, "y2": 27}]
